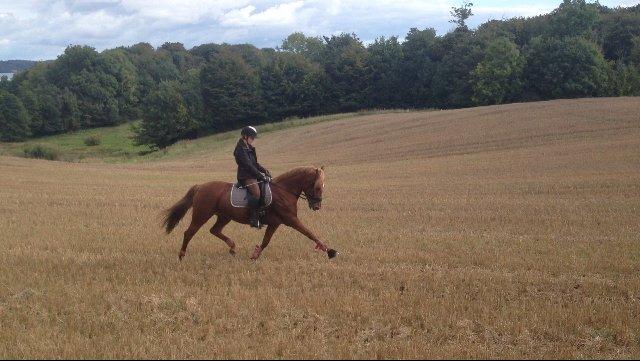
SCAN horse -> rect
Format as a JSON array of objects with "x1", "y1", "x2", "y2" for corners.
[{"x1": 162, "y1": 166, "x2": 338, "y2": 261}]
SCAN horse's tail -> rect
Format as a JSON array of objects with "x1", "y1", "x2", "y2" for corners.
[{"x1": 163, "y1": 185, "x2": 199, "y2": 234}]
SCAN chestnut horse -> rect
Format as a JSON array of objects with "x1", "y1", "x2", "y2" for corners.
[{"x1": 163, "y1": 166, "x2": 338, "y2": 260}]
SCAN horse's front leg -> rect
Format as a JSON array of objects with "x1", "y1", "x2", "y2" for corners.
[
  {"x1": 287, "y1": 217, "x2": 338, "y2": 259},
  {"x1": 251, "y1": 224, "x2": 280, "y2": 260}
]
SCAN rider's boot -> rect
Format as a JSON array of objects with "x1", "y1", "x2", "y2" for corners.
[{"x1": 248, "y1": 194, "x2": 261, "y2": 229}]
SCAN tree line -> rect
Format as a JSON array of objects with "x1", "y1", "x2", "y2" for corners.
[{"x1": 1, "y1": 0, "x2": 639, "y2": 147}]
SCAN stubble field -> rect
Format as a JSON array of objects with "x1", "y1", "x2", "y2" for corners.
[{"x1": 1, "y1": 98, "x2": 639, "y2": 358}]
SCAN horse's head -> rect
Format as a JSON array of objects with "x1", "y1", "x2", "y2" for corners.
[{"x1": 305, "y1": 166, "x2": 325, "y2": 211}]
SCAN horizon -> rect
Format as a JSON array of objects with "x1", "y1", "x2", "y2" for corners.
[{"x1": 1, "y1": 0, "x2": 638, "y2": 62}]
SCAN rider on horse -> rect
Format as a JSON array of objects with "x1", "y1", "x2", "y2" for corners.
[{"x1": 234, "y1": 126, "x2": 272, "y2": 228}]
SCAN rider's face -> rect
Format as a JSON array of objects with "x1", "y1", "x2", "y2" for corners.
[{"x1": 244, "y1": 136, "x2": 255, "y2": 145}]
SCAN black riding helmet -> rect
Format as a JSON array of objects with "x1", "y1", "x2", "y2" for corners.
[{"x1": 241, "y1": 126, "x2": 258, "y2": 138}]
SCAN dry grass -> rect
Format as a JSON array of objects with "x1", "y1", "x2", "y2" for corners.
[{"x1": 1, "y1": 98, "x2": 639, "y2": 359}]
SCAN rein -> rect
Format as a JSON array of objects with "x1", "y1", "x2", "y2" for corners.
[
  {"x1": 269, "y1": 181, "x2": 322, "y2": 202},
  {"x1": 238, "y1": 175, "x2": 323, "y2": 203}
]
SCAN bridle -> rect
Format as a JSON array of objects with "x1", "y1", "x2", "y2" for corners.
[
  {"x1": 301, "y1": 189, "x2": 323, "y2": 208},
  {"x1": 268, "y1": 181, "x2": 323, "y2": 207}
]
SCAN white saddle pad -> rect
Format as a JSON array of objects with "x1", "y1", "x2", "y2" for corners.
[{"x1": 230, "y1": 183, "x2": 272, "y2": 208}]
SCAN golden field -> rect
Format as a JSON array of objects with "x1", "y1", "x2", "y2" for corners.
[{"x1": 1, "y1": 98, "x2": 639, "y2": 359}]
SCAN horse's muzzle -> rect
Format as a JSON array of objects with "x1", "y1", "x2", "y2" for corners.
[{"x1": 309, "y1": 201, "x2": 321, "y2": 211}]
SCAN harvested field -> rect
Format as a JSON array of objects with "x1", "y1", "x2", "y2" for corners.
[{"x1": 1, "y1": 98, "x2": 639, "y2": 358}]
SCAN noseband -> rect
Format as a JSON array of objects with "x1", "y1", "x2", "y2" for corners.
[{"x1": 303, "y1": 190, "x2": 322, "y2": 207}]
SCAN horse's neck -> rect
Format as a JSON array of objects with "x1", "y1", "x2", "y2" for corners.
[{"x1": 277, "y1": 170, "x2": 311, "y2": 195}]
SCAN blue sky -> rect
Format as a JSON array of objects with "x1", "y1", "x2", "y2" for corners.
[{"x1": 0, "y1": 0, "x2": 638, "y2": 61}]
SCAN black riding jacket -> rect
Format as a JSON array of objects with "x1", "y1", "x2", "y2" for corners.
[{"x1": 234, "y1": 138, "x2": 269, "y2": 181}]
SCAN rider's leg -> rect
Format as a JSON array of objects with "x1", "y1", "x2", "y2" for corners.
[{"x1": 243, "y1": 178, "x2": 261, "y2": 228}]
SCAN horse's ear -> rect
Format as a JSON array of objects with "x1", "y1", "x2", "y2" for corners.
[{"x1": 321, "y1": 165, "x2": 325, "y2": 171}]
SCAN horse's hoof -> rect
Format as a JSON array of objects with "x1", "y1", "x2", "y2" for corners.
[
  {"x1": 229, "y1": 247, "x2": 236, "y2": 256},
  {"x1": 250, "y1": 245, "x2": 262, "y2": 261},
  {"x1": 328, "y1": 249, "x2": 338, "y2": 259}
]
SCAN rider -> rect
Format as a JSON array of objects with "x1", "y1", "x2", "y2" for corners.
[{"x1": 234, "y1": 126, "x2": 272, "y2": 228}]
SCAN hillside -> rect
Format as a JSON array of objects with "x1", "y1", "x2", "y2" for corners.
[
  {"x1": 0, "y1": 60, "x2": 37, "y2": 73},
  {"x1": 0, "y1": 122, "x2": 151, "y2": 161},
  {"x1": 0, "y1": 111, "x2": 391, "y2": 162},
  {"x1": 0, "y1": 98, "x2": 639, "y2": 358}
]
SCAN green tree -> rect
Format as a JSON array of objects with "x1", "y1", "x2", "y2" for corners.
[
  {"x1": 200, "y1": 50, "x2": 263, "y2": 131},
  {"x1": 260, "y1": 52, "x2": 324, "y2": 120},
  {"x1": 450, "y1": 2, "x2": 474, "y2": 31},
  {"x1": 60, "y1": 88, "x2": 80, "y2": 131},
  {"x1": 0, "y1": 90, "x2": 31, "y2": 141},
  {"x1": 599, "y1": 11, "x2": 640, "y2": 61},
  {"x1": 160, "y1": 42, "x2": 202, "y2": 72},
  {"x1": 0, "y1": 76, "x2": 9, "y2": 92},
  {"x1": 12, "y1": 64, "x2": 64, "y2": 136},
  {"x1": 47, "y1": 46, "x2": 124, "y2": 128},
  {"x1": 432, "y1": 30, "x2": 483, "y2": 108},
  {"x1": 524, "y1": 36, "x2": 612, "y2": 99},
  {"x1": 549, "y1": 0, "x2": 599, "y2": 38},
  {"x1": 631, "y1": 36, "x2": 640, "y2": 66},
  {"x1": 47, "y1": 45, "x2": 99, "y2": 88},
  {"x1": 190, "y1": 43, "x2": 223, "y2": 61},
  {"x1": 180, "y1": 69, "x2": 204, "y2": 136},
  {"x1": 280, "y1": 32, "x2": 325, "y2": 63},
  {"x1": 101, "y1": 48, "x2": 140, "y2": 119},
  {"x1": 321, "y1": 33, "x2": 369, "y2": 112},
  {"x1": 226, "y1": 44, "x2": 268, "y2": 70},
  {"x1": 471, "y1": 37, "x2": 524, "y2": 105},
  {"x1": 134, "y1": 80, "x2": 198, "y2": 148},
  {"x1": 366, "y1": 36, "x2": 404, "y2": 108},
  {"x1": 612, "y1": 62, "x2": 640, "y2": 96},
  {"x1": 401, "y1": 28, "x2": 439, "y2": 107},
  {"x1": 125, "y1": 42, "x2": 180, "y2": 101}
]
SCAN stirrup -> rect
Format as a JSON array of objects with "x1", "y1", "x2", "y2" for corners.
[
  {"x1": 250, "y1": 207, "x2": 263, "y2": 229},
  {"x1": 250, "y1": 214, "x2": 261, "y2": 228}
]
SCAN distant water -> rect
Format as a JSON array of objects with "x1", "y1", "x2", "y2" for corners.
[{"x1": 1, "y1": 72, "x2": 14, "y2": 80}]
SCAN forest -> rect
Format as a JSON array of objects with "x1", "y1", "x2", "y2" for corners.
[{"x1": 0, "y1": 0, "x2": 639, "y2": 148}]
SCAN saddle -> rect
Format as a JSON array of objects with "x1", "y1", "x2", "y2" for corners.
[{"x1": 230, "y1": 182, "x2": 273, "y2": 208}]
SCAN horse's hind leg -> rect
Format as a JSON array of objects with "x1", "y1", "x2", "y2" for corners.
[
  {"x1": 179, "y1": 209, "x2": 211, "y2": 261},
  {"x1": 210, "y1": 215, "x2": 236, "y2": 255}
]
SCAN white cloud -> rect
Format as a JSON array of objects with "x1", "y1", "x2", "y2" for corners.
[
  {"x1": 220, "y1": 1, "x2": 305, "y2": 27},
  {"x1": 473, "y1": 4, "x2": 556, "y2": 18},
  {"x1": 120, "y1": 0, "x2": 249, "y2": 23},
  {"x1": 0, "y1": 0, "x2": 637, "y2": 60}
]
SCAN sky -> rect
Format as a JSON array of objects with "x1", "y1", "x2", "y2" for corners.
[{"x1": 0, "y1": 0, "x2": 638, "y2": 61}]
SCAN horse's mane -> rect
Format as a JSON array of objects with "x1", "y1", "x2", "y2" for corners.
[{"x1": 274, "y1": 166, "x2": 316, "y2": 182}]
